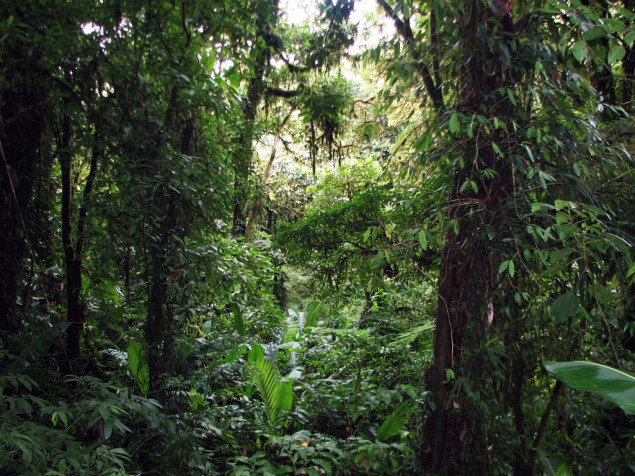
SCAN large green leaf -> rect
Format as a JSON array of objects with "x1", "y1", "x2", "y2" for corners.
[
  {"x1": 304, "y1": 301, "x2": 323, "y2": 329},
  {"x1": 273, "y1": 380, "x2": 293, "y2": 413},
  {"x1": 545, "y1": 361, "x2": 635, "y2": 414},
  {"x1": 449, "y1": 112, "x2": 460, "y2": 135},
  {"x1": 376, "y1": 400, "x2": 416, "y2": 441},
  {"x1": 283, "y1": 324, "x2": 299, "y2": 343},
  {"x1": 247, "y1": 343, "x2": 294, "y2": 430},
  {"x1": 248, "y1": 342, "x2": 265, "y2": 363},
  {"x1": 127, "y1": 341, "x2": 149, "y2": 397},
  {"x1": 571, "y1": 41, "x2": 588, "y2": 62},
  {"x1": 549, "y1": 292, "x2": 580, "y2": 324},
  {"x1": 391, "y1": 322, "x2": 435, "y2": 346},
  {"x1": 232, "y1": 305, "x2": 246, "y2": 336},
  {"x1": 5, "y1": 322, "x2": 71, "y2": 374}
]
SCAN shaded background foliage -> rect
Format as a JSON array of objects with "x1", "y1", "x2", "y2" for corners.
[{"x1": 1, "y1": 0, "x2": 633, "y2": 475}]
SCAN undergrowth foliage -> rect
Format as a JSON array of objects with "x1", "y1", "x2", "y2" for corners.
[{"x1": 0, "y1": 0, "x2": 633, "y2": 474}]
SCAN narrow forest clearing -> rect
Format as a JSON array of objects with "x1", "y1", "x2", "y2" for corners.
[{"x1": 1, "y1": 0, "x2": 633, "y2": 474}]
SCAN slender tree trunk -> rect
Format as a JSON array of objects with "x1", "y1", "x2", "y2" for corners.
[
  {"x1": 59, "y1": 112, "x2": 84, "y2": 362},
  {"x1": 232, "y1": 51, "x2": 267, "y2": 237},
  {"x1": 60, "y1": 113, "x2": 100, "y2": 362},
  {"x1": 244, "y1": 111, "x2": 290, "y2": 243},
  {"x1": 146, "y1": 245, "x2": 169, "y2": 387},
  {"x1": 144, "y1": 87, "x2": 193, "y2": 391},
  {"x1": 621, "y1": 0, "x2": 634, "y2": 112},
  {"x1": 144, "y1": 136, "x2": 175, "y2": 389},
  {"x1": 505, "y1": 314, "x2": 531, "y2": 476},
  {"x1": 232, "y1": 0, "x2": 279, "y2": 237}
]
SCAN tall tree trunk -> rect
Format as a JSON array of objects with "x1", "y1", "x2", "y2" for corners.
[
  {"x1": 144, "y1": 127, "x2": 176, "y2": 390},
  {"x1": 0, "y1": 80, "x2": 44, "y2": 332},
  {"x1": 244, "y1": 111, "x2": 290, "y2": 243},
  {"x1": 422, "y1": 2, "x2": 515, "y2": 471},
  {"x1": 146, "y1": 245, "x2": 169, "y2": 388},
  {"x1": 60, "y1": 112, "x2": 100, "y2": 362},
  {"x1": 232, "y1": 0, "x2": 279, "y2": 237},
  {"x1": 621, "y1": 0, "x2": 634, "y2": 112},
  {"x1": 144, "y1": 88, "x2": 192, "y2": 391},
  {"x1": 59, "y1": 111, "x2": 84, "y2": 362},
  {"x1": 232, "y1": 46, "x2": 268, "y2": 237},
  {"x1": 423, "y1": 194, "x2": 495, "y2": 471}
]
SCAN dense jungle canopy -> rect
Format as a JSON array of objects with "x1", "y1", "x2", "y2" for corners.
[{"x1": 0, "y1": 0, "x2": 633, "y2": 474}]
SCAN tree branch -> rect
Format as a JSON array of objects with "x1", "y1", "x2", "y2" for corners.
[
  {"x1": 527, "y1": 380, "x2": 562, "y2": 471},
  {"x1": 376, "y1": 0, "x2": 444, "y2": 110},
  {"x1": 280, "y1": 54, "x2": 310, "y2": 73},
  {"x1": 265, "y1": 87, "x2": 300, "y2": 98},
  {"x1": 429, "y1": 7, "x2": 442, "y2": 89}
]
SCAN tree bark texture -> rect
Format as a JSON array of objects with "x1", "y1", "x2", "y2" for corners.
[
  {"x1": 0, "y1": 73, "x2": 44, "y2": 332},
  {"x1": 232, "y1": 0, "x2": 279, "y2": 237},
  {"x1": 144, "y1": 84, "x2": 194, "y2": 391},
  {"x1": 59, "y1": 112, "x2": 85, "y2": 362},
  {"x1": 423, "y1": 186, "x2": 498, "y2": 472},
  {"x1": 146, "y1": 246, "x2": 170, "y2": 388},
  {"x1": 422, "y1": 3, "x2": 516, "y2": 472},
  {"x1": 59, "y1": 111, "x2": 100, "y2": 362},
  {"x1": 621, "y1": 0, "x2": 634, "y2": 112}
]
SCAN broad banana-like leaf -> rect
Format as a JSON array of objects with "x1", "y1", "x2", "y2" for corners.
[
  {"x1": 248, "y1": 342, "x2": 265, "y2": 363},
  {"x1": 283, "y1": 324, "x2": 299, "y2": 343},
  {"x1": 127, "y1": 341, "x2": 149, "y2": 397},
  {"x1": 545, "y1": 361, "x2": 635, "y2": 414},
  {"x1": 254, "y1": 357, "x2": 282, "y2": 424},
  {"x1": 376, "y1": 400, "x2": 416, "y2": 441},
  {"x1": 304, "y1": 301, "x2": 323, "y2": 329}
]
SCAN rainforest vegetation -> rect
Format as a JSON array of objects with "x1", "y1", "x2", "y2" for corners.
[{"x1": 0, "y1": 0, "x2": 633, "y2": 474}]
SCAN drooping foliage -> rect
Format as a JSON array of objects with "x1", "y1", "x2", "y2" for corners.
[
  {"x1": 0, "y1": 0, "x2": 632, "y2": 474},
  {"x1": 280, "y1": 0, "x2": 634, "y2": 473}
]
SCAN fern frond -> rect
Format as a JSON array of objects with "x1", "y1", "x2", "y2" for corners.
[{"x1": 247, "y1": 343, "x2": 294, "y2": 432}]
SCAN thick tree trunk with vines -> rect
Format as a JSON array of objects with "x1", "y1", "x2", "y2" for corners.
[
  {"x1": 422, "y1": 2, "x2": 515, "y2": 471},
  {"x1": 144, "y1": 82, "x2": 197, "y2": 391},
  {"x1": 376, "y1": 1, "x2": 516, "y2": 466},
  {"x1": 423, "y1": 178, "x2": 497, "y2": 472}
]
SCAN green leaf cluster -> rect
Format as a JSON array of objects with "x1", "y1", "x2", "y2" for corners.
[{"x1": 247, "y1": 343, "x2": 294, "y2": 432}]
